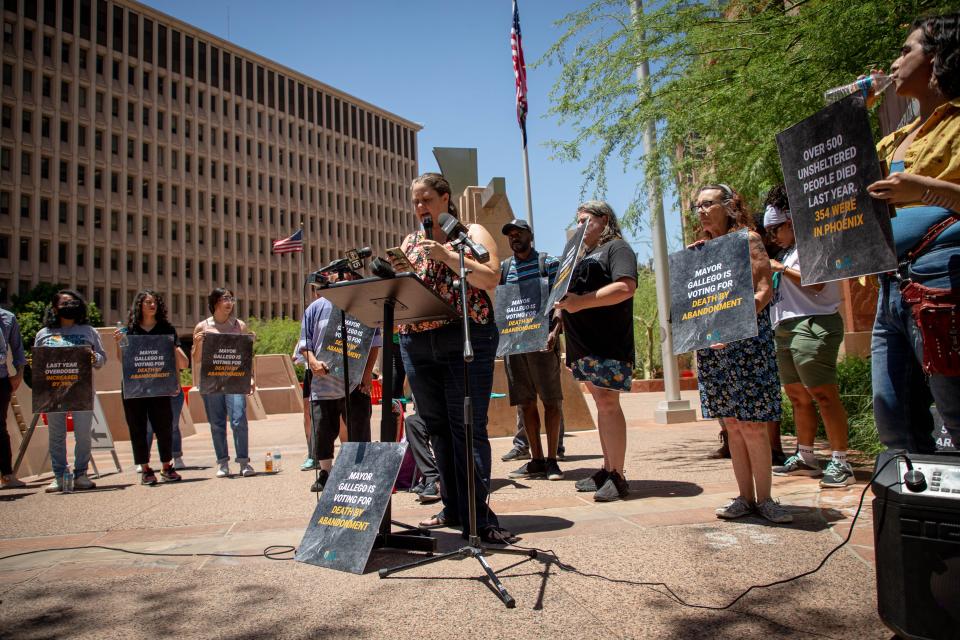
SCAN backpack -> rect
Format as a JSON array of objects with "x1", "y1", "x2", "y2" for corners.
[{"x1": 499, "y1": 252, "x2": 549, "y2": 285}]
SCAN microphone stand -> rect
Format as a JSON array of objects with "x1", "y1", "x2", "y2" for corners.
[{"x1": 378, "y1": 236, "x2": 537, "y2": 608}]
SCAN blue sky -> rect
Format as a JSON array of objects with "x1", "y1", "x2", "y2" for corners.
[{"x1": 142, "y1": 0, "x2": 685, "y2": 264}]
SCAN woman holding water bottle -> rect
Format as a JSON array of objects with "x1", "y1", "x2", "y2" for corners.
[{"x1": 113, "y1": 291, "x2": 188, "y2": 485}]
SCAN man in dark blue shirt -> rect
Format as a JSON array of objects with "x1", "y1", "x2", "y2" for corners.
[{"x1": 499, "y1": 220, "x2": 566, "y2": 480}]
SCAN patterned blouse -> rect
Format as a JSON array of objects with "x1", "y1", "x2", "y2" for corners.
[{"x1": 399, "y1": 230, "x2": 493, "y2": 334}]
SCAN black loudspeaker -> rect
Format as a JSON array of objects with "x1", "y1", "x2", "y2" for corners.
[{"x1": 872, "y1": 451, "x2": 960, "y2": 640}]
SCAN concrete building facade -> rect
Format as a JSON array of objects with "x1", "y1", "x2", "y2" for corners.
[{"x1": 0, "y1": 0, "x2": 420, "y2": 329}]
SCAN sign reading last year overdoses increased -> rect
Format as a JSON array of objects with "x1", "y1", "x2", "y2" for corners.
[
  {"x1": 121, "y1": 335, "x2": 180, "y2": 398},
  {"x1": 669, "y1": 229, "x2": 757, "y2": 354},
  {"x1": 494, "y1": 277, "x2": 550, "y2": 357},
  {"x1": 32, "y1": 346, "x2": 94, "y2": 413},
  {"x1": 776, "y1": 94, "x2": 896, "y2": 285},
  {"x1": 199, "y1": 333, "x2": 254, "y2": 395},
  {"x1": 296, "y1": 442, "x2": 406, "y2": 574},
  {"x1": 316, "y1": 307, "x2": 376, "y2": 390}
]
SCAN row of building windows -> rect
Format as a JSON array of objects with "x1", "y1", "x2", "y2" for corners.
[{"x1": 2, "y1": 1, "x2": 417, "y2": 160}]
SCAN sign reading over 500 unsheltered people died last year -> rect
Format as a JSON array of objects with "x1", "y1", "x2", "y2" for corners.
[
  {"x1": 494, "y1": 277, "x2": 550, "y2": 357},
  {"x1": 669, "y1": 229, "x2": 757, "y2": 355},
  {"x1": 121, "y1": 335, "x2": 180, "y2": 398},
  {"x1": 543, "y1": 223, "x2": 587, "y2": 316},
  {"x1": 316, "y1": 307, "x2": 376, "y2": 390},
  {"x1": 776, "y1": 94, "x2": 896, "y2": 285},
  {"x1": 31, "y1": 346, "x2": 94, "y2": 414},
  {"x1": 296, "y1": 442, "x2": 407, "y2": 574},
  {"x1": 199, "y1": 333, "x2": 255, "y2": 395}
]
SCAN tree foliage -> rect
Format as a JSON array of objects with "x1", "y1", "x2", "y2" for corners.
[{"x1": 540, "y1": 0, "x2": 953, "y2": 231}]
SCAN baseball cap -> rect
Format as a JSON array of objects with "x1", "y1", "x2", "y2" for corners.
[{"x1": 501, "y1": 219, "x2": 532, "y2": 235}]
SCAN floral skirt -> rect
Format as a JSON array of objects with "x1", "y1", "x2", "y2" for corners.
[{"x1": 696, "y1": 307, "x2": 782, "y2": 422}]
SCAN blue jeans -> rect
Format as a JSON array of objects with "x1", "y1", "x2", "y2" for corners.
[
  {"x1": 872, "y1": 246, "x2": 960, "y2": 452},
  {"x1": 48, "y1": 411, "x2": 93, "y2": 477},
  {"x1": 201, "y1": 393, "x2": 249, "y2": 464},
  {"x1": 147, "y1": 389, "x2": 185, "y2": 458},
  {"x1": 400, "y1": 322, "x2": 499, "y2": 534}
]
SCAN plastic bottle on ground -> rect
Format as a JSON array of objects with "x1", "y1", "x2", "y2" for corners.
[
  {"x1": 264, "y1": 452, "x2": 273, "y2": 473},
  {"x1": 62, "y1": 465, "x2": 74, "y2": 493},
  {"x1": 273, "y1": 451, "x2": 282, "y2": 473}
]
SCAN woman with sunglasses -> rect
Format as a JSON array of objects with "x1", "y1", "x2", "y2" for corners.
[{"x1": 692, "y1": 185, "x2": 791, "y2": 524}]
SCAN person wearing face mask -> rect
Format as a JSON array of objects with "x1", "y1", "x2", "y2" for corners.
[
  {"x1": 34, "y1": 290, "x2": 107, "y2": 492},
  {"x1": 866, "y1": 12, "x2": 960, "y2": 452},
  {"x1": 192, "y1": 288, "x2": 256, "y2": 479},
  {"x1": 554, "y1": 201, "x2": 637, "y2": 502},
  {"x1": 389, "y1": 172, "x2": 512, "y2": 544}
]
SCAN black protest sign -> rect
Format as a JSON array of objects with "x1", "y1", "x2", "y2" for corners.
[
  {"x1": 669, "y1": 229, "x2": 757, "y2": 354},
  {"x1": 543, "y1": 224, "x2": 587, "y2": 316},
  {"x1": 776, "y1": 95, "x2": 896, "y2": 285},
  {"x1": 495, "y1": 278, "x2": 550, "y2": 357},
  {"x1": 198, "y1": 333, "x2": 254, "y2": 394},
  {"x1": 32, "y1": 346, "x2": 94, "y2": 414},
  {"x1": 316, "y1": 307, "x2": 376, "y2": 390},
  {"x1": 121, "y1": 335, "x2": 180, "y2": 398},
  {"x1": 295, "y1": 442, "x2": 407, "y2": 574}
]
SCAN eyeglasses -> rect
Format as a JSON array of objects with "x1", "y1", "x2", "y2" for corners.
[
  {"x1": 692, "y1": 200, "x2": 719, "y2": 212},
  {"x1": 220, "y1": 296, "x2": 236, "y2": 302}
]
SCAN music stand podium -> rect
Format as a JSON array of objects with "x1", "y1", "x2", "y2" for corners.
[{"x1": 320, "y1": 273, "x2": 457, "y2": 554}]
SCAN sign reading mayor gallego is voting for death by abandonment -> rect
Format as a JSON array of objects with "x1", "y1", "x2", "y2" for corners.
[
  {"x1": 495, "y1": 277, "x2": 550, "y2": 357},
  {"x1": 32, "y1": 345, "x2": 94, "y2": 414},
  {"x1": 543, "y1": 223, "x2": 587, "y2": 316},
  {"x1": 316, "y1": 307, "x2": 376, "y2": 390},
  {"x1": 296, "y1": 442, "x2": 407, "y2": 574},
  {"x1": 776, "y1": 94, "x2": 896, "y2": 285},
  {"x1": 121, "y1": 334, "x2": 180, "y2": 398},
  {"x1": 199, "y1": 333, "x2": 254, "y2": 395},
  {"x1": 669, "y1": 229, "x2": 757, "y2": 355}
]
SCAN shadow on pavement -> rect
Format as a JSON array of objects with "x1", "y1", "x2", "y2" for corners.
[{"x1": 627, "y1": 480, "x2": 703, "y2": 499}]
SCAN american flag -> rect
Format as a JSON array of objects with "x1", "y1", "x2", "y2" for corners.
[
  {"x1": 511, "y1": 0, "x2": 528, "y2": 148},
  {"x1": 272, "y1": 229, "x2": 304, "y2": 254}
]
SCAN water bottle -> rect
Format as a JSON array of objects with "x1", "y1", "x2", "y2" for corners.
[
  {"x1": 61, "y1": 465, "x2": 74, "y2": 493},
  {"x1": 273, "y1": 451, "x2": 282, "y2": 473},
  {"x1": 116, "y1": 321, "x2": 129, "y2": 347},
  {"x1": 824, "y1": 73, "x2": 892, "y2": 104},
  {"x1": 264, "y1": 451, "x2": 273, "y2": 473}
]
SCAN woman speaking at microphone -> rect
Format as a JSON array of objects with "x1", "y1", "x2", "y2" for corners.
[{"x1": 389, "y1": 172, "x2": 512, "y2": 544}]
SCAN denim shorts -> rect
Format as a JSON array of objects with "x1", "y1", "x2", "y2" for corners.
[{"x1": 570, "y1": 356, "x2": 633, "y2": 392}]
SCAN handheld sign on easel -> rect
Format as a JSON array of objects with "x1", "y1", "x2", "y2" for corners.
[
  {"x1": 32, "y1": 346, "x2": 94, "y2": 413},
  {"x1": 543, "y1": 224, "x2": 587, "y2": 315},
  {"x1": 669, "y1": 229, "x2": 757, "y2": 354},
  {"x1": 121, "y1": 335, "x2": 180, "y2": 398},
  {"x1": 495, "y1": 278, "x2": 550, "y2": 357},
  {"x1": 316, "y1": 307, "x2": 376, "y2": 390},
  {"x1": 296, "y1": 442, "x2": 407, "y2": 574},
  {"x1": 199, "y1": 333, "x2": 254, "y2": 395},
  {"x1": 776, "y1": 94, "x2": 896, "y2": 285}
]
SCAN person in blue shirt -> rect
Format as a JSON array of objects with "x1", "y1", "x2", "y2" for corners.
[{"x1": 0, "y1": 306, "x2": 27, "y2": 489}]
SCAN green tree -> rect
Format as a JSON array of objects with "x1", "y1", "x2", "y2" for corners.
[
  {"x1": 633, "y1": 266, "x2": 662, "y2": 378},
  {"x1": 541, "y1": 0, "x2": 953, "y2": 228},
  {"x1": 11, "y1": 283, "x2": 103, "y2": 349}
]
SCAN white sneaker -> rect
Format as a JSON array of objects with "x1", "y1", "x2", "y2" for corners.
[
  {"x1": 45, "y1": 478, "x2": 62, "y2": 493},
  {"x1": 73, "y1": 475, "x2": 96, "y2": 491},
  {"x1": 239, "y1": 463, "x2": 256, "y2": 477},
  {"x1": 216, "y1": 463, "x2": 230, "y2": 478},
  {"x1": 136, "y1": 464, "x2": 143, "y2": 473},
  {"x1": 173, "y1": 457, "x2": 186, "y2": 470},
  {"x1": 755, "y1": 498, "x2": 793, "y2": 524},
  {"x1": 716, "y1": 496, "x2": 754, "y2": 519}
]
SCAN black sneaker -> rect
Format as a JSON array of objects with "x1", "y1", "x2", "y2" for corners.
[
  {"x1": 501, "y1": 446, "x2": 531, "y2": 462},
  {"x1": 411, "y1": 479, "x2": 426, "y2": 494},
  {"x1": 575, "y1": 468, "x2": 609, "y2": 492},
  {"x1": 418, "y1": 481, "x2": 441, "y2": 504},
  {"x1": 594, "y1": 471, "x2": 629, "y2": 502},
  {"x1": 556, "y1": 450, "x2": 566, "y2": 462},
  {"x1": 508, "y1": 458, "x2": 546, "y2": 479},
  {"x1": 310, "y1": 469, "x2": 330, "y2": 493},
  {"x1": 544, "y1": 458, "x2": 563, "y2": 481}
]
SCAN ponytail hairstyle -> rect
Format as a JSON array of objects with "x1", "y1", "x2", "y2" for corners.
[
  {"x1": 695, "y1": 183, "x2": 753, "y2": 239},
  {"x1": 412, "y1": 172, "x2": 458, "y2": 217},
  {"x1": 912, "y1": 12, "x2": 960, "y2": 99},
  {"x1": 576, "y1": 200, "x2": 623, "y2": 247}
]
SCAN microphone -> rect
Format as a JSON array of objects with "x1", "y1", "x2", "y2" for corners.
[
  {"x1": 437, "y1": 213, "x2": 490, "y2": 263},
  {"x1": 370, "y1": 257, "x2": 395, "y2": 279},
  {"x1": 422, "y1": 214, "x2": 433, "y2": 236},
  {"x1": 318, "y1": 247, "x2": 372, "y2": 274}
]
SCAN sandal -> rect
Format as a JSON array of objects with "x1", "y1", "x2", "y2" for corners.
[
  {"x1": 418, "y1": 511, "x2": 460, "y2": 529},
  {"x1": 479, "y1": 526, "x2": 517, "y2": 545}
]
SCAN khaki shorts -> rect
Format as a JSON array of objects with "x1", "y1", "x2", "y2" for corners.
[
  {"x1": 774, "y1": 313, "x2": 844, "y2": 388},
  {"x1": 505, "y1": 348, "x2": 564, "y2": 407}
]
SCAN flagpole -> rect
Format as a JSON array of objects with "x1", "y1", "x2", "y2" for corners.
[
  {"x1": 512, "y1": 0, "x2": 533, "y2": 231},
  {"x1": 521, "y1": 136, "x2": 534, "y2": 231}
]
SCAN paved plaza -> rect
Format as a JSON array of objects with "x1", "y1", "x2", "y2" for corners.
[{"x1": 0, "y1": 390, "x2": 887, "y2": 639}]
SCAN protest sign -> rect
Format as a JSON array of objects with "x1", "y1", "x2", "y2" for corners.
[
  {"x1": 199, "y1": 333, "x2": 254, "y2": 395},
  {"x1": 543, "y1": 224, "x2": 587, "y2": 315},
  {"x1": 776, "y1": 94, "x2": 896, "y2": 284},
  {"x1": 495, "y1": 278, "x2": 550, "y2": 357},
  {"x1": 316, "y1": 307, "x2": 376, "y2": 390},
  {"x1": 121, "y1": 334, "x2": 180, "y2": 398},
  {"x1": 32, "y1": 346, "x2": 94, "y2": 413},
  {"x1": 669, "y1": 229, "x2": 757, "y2": 354}
]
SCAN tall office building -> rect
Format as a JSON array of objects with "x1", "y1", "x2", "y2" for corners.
[{"x1": 0, "y1": 0, "x2": 420, "y2": 329}]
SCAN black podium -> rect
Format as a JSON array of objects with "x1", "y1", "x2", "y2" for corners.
[{"x1": 319, "y1": 273, "x2": 458, "y2": 553}]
